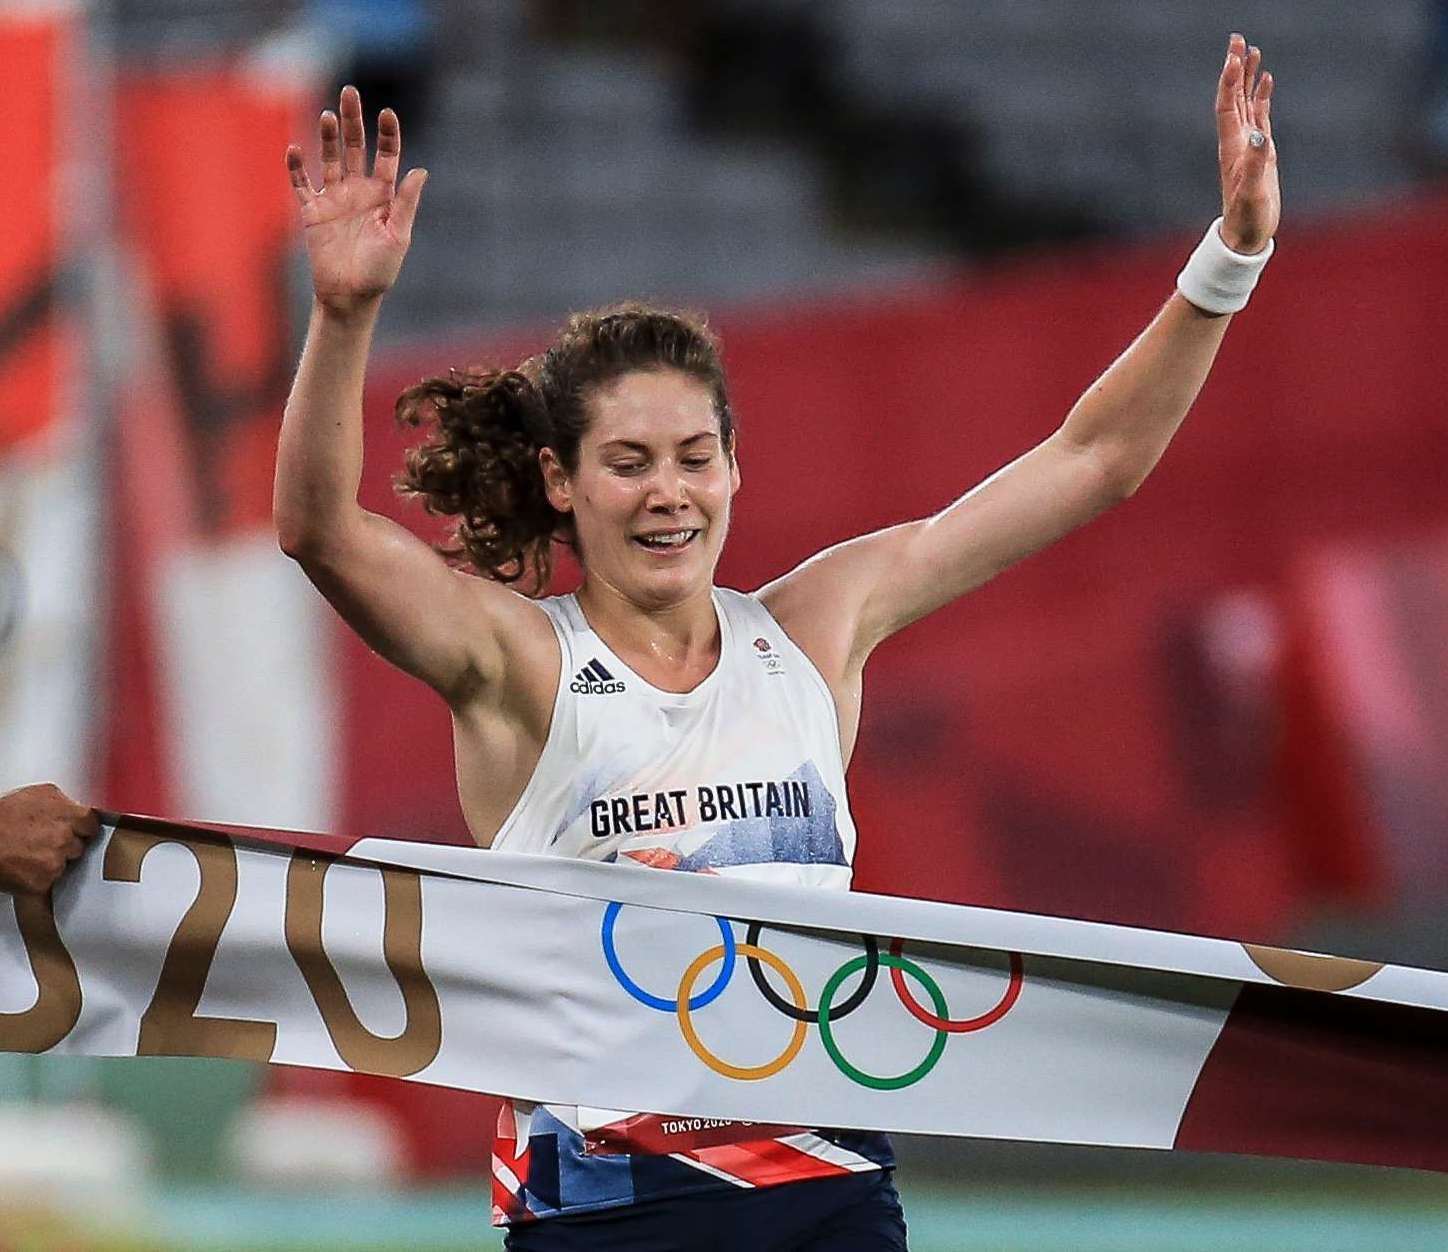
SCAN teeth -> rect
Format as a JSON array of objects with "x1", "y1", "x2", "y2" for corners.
[{"x1": 639, "y1": 530, "x2": 695, "y2": 547}]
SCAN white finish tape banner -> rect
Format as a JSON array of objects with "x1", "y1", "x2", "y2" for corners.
[{"x1": 3, "y1": 814, "x2": 1446, "y2": 1172}]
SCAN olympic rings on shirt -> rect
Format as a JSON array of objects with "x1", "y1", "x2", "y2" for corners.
[{"x1": 600, "y1": 902, "x2": 1025, "y2": 1089}]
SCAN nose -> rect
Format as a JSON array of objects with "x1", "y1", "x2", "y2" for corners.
[{"x1": 644, "y1": 463, "x2": 689, "y2": 513}]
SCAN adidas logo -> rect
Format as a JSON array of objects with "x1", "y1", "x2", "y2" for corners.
[{"x1": 570, "y1": 658, "x2": 626, "y2": 695}]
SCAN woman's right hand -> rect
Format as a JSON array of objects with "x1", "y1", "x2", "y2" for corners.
[{"x1": 285, "y1": 85, "x2": 428, "y2": 317}]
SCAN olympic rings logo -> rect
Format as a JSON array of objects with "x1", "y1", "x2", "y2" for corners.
[{"x1": 600, "y1": 903, "x2": 1023, "y2": 1090}]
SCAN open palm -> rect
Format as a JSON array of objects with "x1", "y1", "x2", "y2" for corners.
[
  {"x1": 1216, "y1": 34, "x2": 1280, "y2": 254},
  {"x1": 285, "y1": 85, "x2": 428, "y2": 314}
]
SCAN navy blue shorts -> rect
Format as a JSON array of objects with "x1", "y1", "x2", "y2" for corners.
[{"x1": 502, "y1": 1168, "x2": 909, "y2": 1252}]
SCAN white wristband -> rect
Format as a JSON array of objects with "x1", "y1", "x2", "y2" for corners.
[{"x1": 1175, "y1": 217, "x2": 1274, "y2": 315}]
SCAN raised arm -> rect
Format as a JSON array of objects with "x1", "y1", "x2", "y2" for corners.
[
  {"x1": 764, "y1": 34, "x2": 1279, "y2": 674},
  {"x1": 277, "y1": 86, "x2": 511, "y2": 705}
]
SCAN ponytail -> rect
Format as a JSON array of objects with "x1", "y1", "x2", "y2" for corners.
[{"x1": 394, "y1": 366, "x2": 566, "y2": 593}]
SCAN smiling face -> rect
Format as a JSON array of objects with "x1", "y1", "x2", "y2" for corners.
[{"x1": 540, "y1": 369, "x2": 740, "y2": 610}]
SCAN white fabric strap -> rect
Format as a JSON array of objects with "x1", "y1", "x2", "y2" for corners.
[{"x1": 1176, "y1": 216, "x2": 1275, "y2": 315}]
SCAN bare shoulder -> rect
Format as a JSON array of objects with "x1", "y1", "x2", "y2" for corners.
[
  {"x1": 756, "y1": 561, "x2": 850, "y2": 687},
  {"x1": 449, "y1": 581, "x2": 563, "y2": 844},
  {"x1": 756, "y1": 523, "x2": 919, "y2": 686},
  {"x1": 458, "y1": 575, "x2": 561, "y2": 705}
]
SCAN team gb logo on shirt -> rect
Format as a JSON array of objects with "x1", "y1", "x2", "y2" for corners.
[{"x1": 753, "y1": 637, "x2": 784, "y2": 675}]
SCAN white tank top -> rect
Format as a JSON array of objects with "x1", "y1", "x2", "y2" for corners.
[
  {"x1": 491, "y1": 585, "x2": 856, "y2": 888},
  {"x1": 487, "y1": 587, "x2": 889, "y2": 1225}
]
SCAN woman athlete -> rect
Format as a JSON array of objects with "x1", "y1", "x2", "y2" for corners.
[{"x1": 2, "y1": 31, "x2": 1278, "y2": 1252}]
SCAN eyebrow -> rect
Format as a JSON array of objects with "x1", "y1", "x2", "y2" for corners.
[{"x1": 598, "y1": 431, "x2": 720, "y2": 454}]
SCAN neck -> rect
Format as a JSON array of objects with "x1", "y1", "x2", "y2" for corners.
[{"x1": 575, "y1": 575, "x2": 719, "y2": 670}]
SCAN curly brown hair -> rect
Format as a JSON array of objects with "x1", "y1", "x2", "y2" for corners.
[{"x1": 394, "y1": 302, "x2": 734, "y2": 595}]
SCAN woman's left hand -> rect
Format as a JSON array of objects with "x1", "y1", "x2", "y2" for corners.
[{"x1": 1216, "y1": 33, "x2": 1279, "y2": 255}]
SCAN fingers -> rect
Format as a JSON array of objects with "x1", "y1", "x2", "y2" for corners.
[
  {"x1": 63, "y1": 835, "x2": 85, "y2": 861},
  {"x1": 1228, "y1": 33, "x2": 1247, "y2": 123},
  {"x1": 295, "y1": 88, "x2": 398, "y2": 200},
  {"x1": 339, "y1": 84, "x2": 367, "y2": 178},
  {"x1": 389, "y1": 167, "x2": 429, "y2": 243},
  {"x1": 1216, "y1": 33, "x2": 1275, "y2": 150},
  {"x1": 1215, "y1": 35, "x2": 1246, "y2": 139},
  {"x1": 73, "y1": 807, "x2": 100, "y2": 840},
  {"x1": 285, "y1": 145, "x2": 316, "y2": 206},
  {"x1": 1242, "y1": 44, "x2": 1261, "y2": 113},
  {"x1": 1252, "y1": 69, "x2": 1274, "y2": 139},
  {"x1": 374, "y1": 107, "x2": 402, "y2": 187},
  {"x1": 319, "y1": 109, "x2": 343, "y2": 186}
]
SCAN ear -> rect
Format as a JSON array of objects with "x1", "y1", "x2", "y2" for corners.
[
  {"x1": 727, "y1": 434, "x2": 741, "y2": 496},
  {"x1": 539, "y1": 447, "x2": 573, "y2": 514}
]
